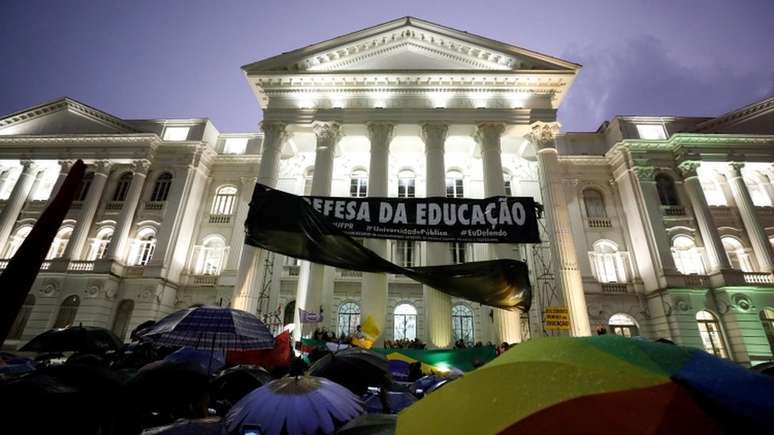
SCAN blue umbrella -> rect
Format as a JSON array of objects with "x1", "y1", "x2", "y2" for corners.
[
  {"x1": 225, "y1": 376, "x2": 364, "y2": 435},
  {"x1": 364, "y1": 391, "x2": 416, "y2": 414},
  {"x1": 164, "y1": 347, "x2": 225, "y2": 376},
  {"x1": 140, "y1": 306, "x2": 274, "y2": 351}
]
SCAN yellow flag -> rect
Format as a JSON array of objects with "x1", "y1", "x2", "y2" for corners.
[
  {"x1": 351, "y1": 336, "x2": 374, "y2": 349},
  {"x1": 361, "y1": 315, "x2": 381, "y2": 339}
]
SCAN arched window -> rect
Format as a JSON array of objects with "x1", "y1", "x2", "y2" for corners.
[
  {"x1": 760, "y1": 308, "x2": 774, "y2": 353},
  {"x1": 46, "y1": 227, "x2": 72, "y2": 260},
  {"x1": 74, "y1": 172, "x2": 94, "y2": 201},
  {"x1": 211, "y1": 186, "x2": 237, "y2": 215},
  {"x1": 503, "y1": 172, "x2": 512, "y2": 196},
  {"x1": 582, "y1": 189, "x2": 608, "y2": 218},
  {"x1": 337, "y1": 302, "x2": 361, "y2": 338},
  {"x1": 446, "y1": 170, "x2": 464, "y2": 198},
  {"x1": 394, "y1": 241, "x2": 415, "y2": 267},
  {"x1": 130, "y1": 228, "x2": 156, "y2": 266},
  {"x1": 4, "y1": 225, "x2": 32, "y2": 258},
  {"x1": 696, "y1": 310, "x2": 728, "y2": 358},
  {"x1": 721, "y1": 237, "x2": 754, "y2": 272},
  {"x1": 450, "y1": 242, "x2": 467, "y2": 264},
  {"x1": 394, "y1": 303, "x2": 417, "y2": 341},
  {"x1": 699, "y1": 174, "x2": 726, "y2": 206},
  {"x1": 87, "y1": 227, "x2": 114, "y2": 261},
  {"x1": 655, "y1": 174, "x2": 680, "y2": 206},
  {"x1": 283, "y1": 300, "x2": 296, "y2": 326},
  {"x1": 398, "y1": 170, "x2": 415, "y2": 198},
  {"x1": 608, "y1": 313, "x2": 639, "y2": 337},
  {"x1": 113, "y1": 172, "x2": 133, "y2": 202},
  {"x1": 590, "y1": 240, "x2": 627, "y2": 283},
  {"x1": 150, "y1": 172, "x2": 173, "y2": 202},
  {"x1": 350, "y1": 170, "x2": 368, "y2": 198},
  {"x1": 452, "y1": 304, "x2": 474, "y2": 345},
  {"x1": 53, "y1": 295, "x2": 80, "y2": 329},
  {"x1": 112, "y1": 299, "x2": 134, "y2": 341},
  {"x1": 672, "y1": 235, "x2": 706, "y2": 275},
  {"x1": 744, "y1": 177, "x2": 772, "y2": 207},
  {"x1": 8, "y1": 294, "x2": 35, "y2": 340},
  {"x1": 194, "y1": 235, "x2": 226, "y2": 275}
]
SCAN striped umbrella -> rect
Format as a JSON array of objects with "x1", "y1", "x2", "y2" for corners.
[
  {"x1": 397, "y1": 336, "x2": 774, "y2": 435},
  {"x1": 140, "y1": 306, "x2": 274, "y2": 352}
]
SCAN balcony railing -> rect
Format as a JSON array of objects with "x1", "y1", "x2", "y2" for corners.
[
  {"x1": 283, "y1": 265, "x2": 300, "y2": 277},
  {"x1": 601, "y1": 283, "x2": 628, "y2": 293},
  {"x1": 586, "y1": 217, "x2": 612, "y2": 229},
  {"x1": 743, "y1": 272, "x2": 774, "y2": 285},
  {"x1": 124, "y1": 265, "x2": 145, "y2": 277},
  {"x1": 661, "y1": 205, "x2": 686, "y2": 216},
  {"x1": 337, "y1": 269, "x2": 363, "y2": 279},
  {"x1": 145, "y1": 201, "x2": 165, "y2": 210},
  {"x1": 683, "y1": 274, "x2": 709, "y2": 288},
  {"x1": 67, "y1": 261, "x2": 95, "y2": 272},
  {"x1": 192, "y1": 275, "x2": 218, "y2": 286},
  {"x1": 209, "y1": 214, "x2": 231, "y2": 224},
  {"x1": 105, "y1": 201, "x2": 124, "y2": 211}
]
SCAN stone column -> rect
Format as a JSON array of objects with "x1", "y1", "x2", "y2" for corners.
[
  {"x1": 361, "y1": 122, "x2": 393, "y2": 344},
  {"x1": 726, "y1": 162, "x2": 774, "y2": 272},
  {"x1": 293, "y1": 122, "x2": 340, "y2": 343},
  {"x1": 46, "y1": 160, "x2": 75, "y2": 206},
  {"x1": 421, "y1": 123, "x2": 452, "y2": 348},
  {"x1": 227, "y1": 176, "x2": 258, "y2": 271},
  {"x1": 63, "y1": 161, "x2": 111, "y2": 260},
  {"x1": 105, "y1": 160, "x2": 150, "y2": 262},
  {"x1": 529, "y1": 122, "x2": 591, "y2": 337},
  {"x1": 677, "y1": 161, "x2": 730, "y2": 273},
  {"x1": 476, "y1": 122, "x2": 522, "y2": 344},
  {"x1": 0, "y1": 161, "x2": 40, "y2": 250},
  {"x1": 232, "y1": 122, "x2": 288, "y2": 312}
]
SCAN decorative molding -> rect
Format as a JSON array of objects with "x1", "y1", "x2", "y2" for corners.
[
  {"x1": 420, "y1": 123, "x2": 448, "y2": 147},
  {"x1": 474, "y1": 122, "x2": 505, "y2": 149},
  {"x1": 526, "y1": 121, "x2": 560, "y2": 150},
  {"x1": 0, "y1": 97, "x2": 140, "y2": 133},
  {"x1": 260, "y1": 121, "x2": 288, "y2": 151},
  {"x1": 632, "y1": 166, "x2": 656, "y2": 181},
  {"x1": 366, "y1": 122, "x2": 395, "y2": 148},
  {"x1": 727, "y1": 162, "x2": 745, "y2": 178},
  {"x1": 677, "y1": 161, "x2": 701, "y2": 178},
  {"x1": 312, "y1": 121, "x2": 341, "y2": 146}
]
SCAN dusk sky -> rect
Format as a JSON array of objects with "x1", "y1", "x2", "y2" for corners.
[{"x1": 2, "y1": 0, "x2": 773, "y2": 133}]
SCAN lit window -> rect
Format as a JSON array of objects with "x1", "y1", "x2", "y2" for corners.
[
  {"x1": 446, "y1": 170, "x2": 464, "y2": 198},
  {"x1": 450, "y1": 242, "x2": 467, "y2": 264},
  {"x1": 589, "y1": 240, "x2": 628, "y2": 283},
  {"x1": 194, "y1": 236, "x2": 227, "y2": 275},
  {"x1": 129, "y1": 228, "x2": 156, "y2": 266},
  {"x1": 398, "y1": 170, "x2": 415, "y2": 198},
  {"x1": 394, "y1": 303, "x2": 417, "y2": 341},
  {"x1": 655, "y1": 174, "x2": 680, "y2": 206},
  {"x1": 46, "y1": 227, "x2": 72, "y2": 260},
  {"x1": 696, "y1": 310, "x2": 728, "y2": 358},
  {"x1": 113, "y1": 172, "x2": 133, "y2": 202},
  {"x1": 150, "y1": 173, "x2": 173, "y2": 202},
  {"x1": 582, "y1": 189, "x2": 607, "y2": 218},
  {"x1": 744, "y1": 177, "x2": 772, "y2": 207},
  {"x1": 699, "y1": 175, "x2": 726, "y2": 206},
  {"x1": 721, "y1": 237, "x2": 754, "y2": 272},
  {"x1": 163, "y1": 126, "x2": 190, "y2": 141},
  {"x1": 337, "y1": 302, "x2": 361, "y2": 338},
  {"x1": 672, "y1": 235, "x2": 706, "y2": 275},
  {"x1": 452, "y1": 304, "x2": 474, "y2": 345},
  {"x1": 7, "y1": 294, "x2": 35, "y2": 340},
  {"x1": 87, "y1": 228, "x2": 114, "y2": 261},
  {"x1": 761, "y1": 308, "x2": 774, "y2": 354},
  {"x1": 53, "y1": 295, "x2": 80, "y2": 329},
  {"x1": 223, "y1": 137, "x2": 248, "y2": 154},
  {"x1": 211, "y1": 186, "x2": 237, "y2": 215},
  {"x1": 394, "y1": 241, "x2": 415, "y2": 267},
  {"x1": 608, "y1": 313, "x2": 639, "y2": 337},
  {"x1": 4, "y1": 226, "x2": 32, "y2": 258},
  {"x1": 350, "y1": 170, "x2": 368, "y2": 198},
  {"x1": 636, "y1": 124, "x2": 666, "y2": 140}
]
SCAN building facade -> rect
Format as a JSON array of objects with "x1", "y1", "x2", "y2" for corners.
[{"x1": 2, "y1": 18, "x2": 773, "y2": 365}]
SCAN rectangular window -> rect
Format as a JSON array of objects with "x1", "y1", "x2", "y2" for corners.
[
  {"x1": 350, "y1": 177, "x2": 368, "y2": 197},
  {"x1": 398, "y1": 177, "x2": 415, "y2": 198},
  {"x1": 446, "y1": 178, "x2": 463, "y2": 198},
  {"x1": 394, "y1": 241, "x2": 415, "y2": 267},
  {"x1": 450, "y1": 242, "x2": 466, "y2": 264},
  {"x1": 223, "y1": 137, "x2": 248, "y2": 154},
  {"x1": 504, "y1": 180, "x2": 512, "y2": 196},
  {"x1": 163, "y1": 126, "x2": 190, "y2": 141},
  {"x1": 635, "y1": 124, "x2": 666, "y2": 140}
]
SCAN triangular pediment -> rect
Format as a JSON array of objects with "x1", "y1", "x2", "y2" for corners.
[
  {"x1": 0, "y1": 98, "x2": 139, "y2": 136},
  {"x1": 243, "y1": 17, "x2": 579, "y2": 74}
]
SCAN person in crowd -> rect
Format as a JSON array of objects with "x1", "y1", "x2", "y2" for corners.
[{"x1": 596, "y1": 325, "x2": 608, "y2": 336}]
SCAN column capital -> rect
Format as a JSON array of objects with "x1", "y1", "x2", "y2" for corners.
[
  {"x1": 312, "y1": 121, "x2": 341, "y2": 146},
  {"x1": 240, "y1": 176, "x2": 258, "y2": 186},
  {"x1": 260, "y1": 121, "x2": 288, "y2": 150},
  {"x1": 727, "y1": 162, "x2": 745, "y2": 178},
  {"x1": 420, "y1": 123, "x2": 448, "y2": 149},
  {"x1": 632, "y1": 166, "x2": 657, "y2": 181},
  {"x1": 58, "y1": 160, "x2": 76, "y2": 172},
  {"x1": 474, "y1": 122, "x2": 506, "y2": 149},
  {"x1": 366, "y1": 122, "x2": 394, "y2": 149},
  {"x1": 20, "y1": 160, "x2": 39, "y2": 173},
  {"x1": 92, "y1": 160, "x2": 112, "y2": 175},
  {"x1": 677, "y1": 161, "x2": 701, "y2": 179},
  {"x1": 527, "y1": 121, "x2": 561, "y2": 150},
  {"x1": 131, "y1": 160, "x2": 151, "y2": 175}
]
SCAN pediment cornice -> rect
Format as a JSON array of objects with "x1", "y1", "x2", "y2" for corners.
[{"x1": 0, "y1": 97, "x2": 140, "y2": 134}]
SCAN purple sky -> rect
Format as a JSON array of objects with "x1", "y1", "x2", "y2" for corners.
[{"x1": 2, "y1": 0, "x2": 773, "y2": 133}]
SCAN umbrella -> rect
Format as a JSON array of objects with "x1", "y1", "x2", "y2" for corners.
[
  {"x1": 225, "y1": 376, "x2": 364, "y2": 435},
  {"x1": 364, "y1": 391, "x2": 416, "y2": 413},
  {"x1": 165, "y1": 347, "x2": 226, "y2": 375},
  {"x1": 141, "y1": 417, "x2": 225, "y2": 435},
  {"x1": 396, "y1": 336, "x2": 774, "y2": 435},
  {"x1": 20, "y1": 325, "x2": 122, "y2": 354},
  {"x1": 336, "y1": 414, "x2": 397, "y2": 435},
  {"x1": 211, "y1": 365, "x2": 273, "y2": 412},
  {"x1": 310, "y1": 348, "x2": 391, "y2": 396},
  {"x1": 140, "y1": 306, "x2": 274, "y2": 351},
  {"x1": 410, "y1": 375, "x2": 442, "y2": 394}
]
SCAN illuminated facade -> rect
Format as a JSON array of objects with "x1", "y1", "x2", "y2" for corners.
[{"x1": 2, "y1": 18, "x2": 773, "y2": 365}]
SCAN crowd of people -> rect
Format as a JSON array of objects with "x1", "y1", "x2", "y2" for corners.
[{"x1": 383, "y1": 338, "x2": 427, "y2": 349}]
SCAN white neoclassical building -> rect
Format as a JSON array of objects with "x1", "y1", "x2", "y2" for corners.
[{"x1": 2, "y1": 17, "x2": 774, "y2": 365}]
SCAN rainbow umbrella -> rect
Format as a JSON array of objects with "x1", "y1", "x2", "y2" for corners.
[{"x1": 397, "y1": 336, "x2": 774, "y2": 435}]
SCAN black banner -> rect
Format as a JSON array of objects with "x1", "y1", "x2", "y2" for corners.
[
  {"x1": 244, "y1": 184, "x2": 531, "y2": 312},
  {"x1": 303, "y1": 195, "x2": 540, "y2": 244}
]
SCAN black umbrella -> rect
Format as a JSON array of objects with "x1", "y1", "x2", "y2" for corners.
[
  {"x1": 336, "y1": 414, "x2": 397, "y2": 435},
  {"x1": 309, "y1": 348, "x2": 391, "y2": 396},
  {"x1": 20, "y1": 325, "x2": 123, "y2": 354},
  {"x1": 211, "y1": 365, "x2": 273, "y2": 413}
]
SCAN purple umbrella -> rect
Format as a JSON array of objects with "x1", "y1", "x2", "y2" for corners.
[{"x1": 225, "y1": 376, "x2": 364, "y2": 435}]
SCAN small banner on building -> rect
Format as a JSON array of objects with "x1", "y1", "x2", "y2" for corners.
[
  {"x1": 298, "y1": 308, "x2": 323, "y2": 324},
  {"x1": 303, "y1": 195, "x2": 540, "y2": 244},
  {"x1": 244, "y1": 184, "x2": 532, "y2": 312},
  {"x1": 544, "y1": 306, "x2": 570, "y2": 331}
]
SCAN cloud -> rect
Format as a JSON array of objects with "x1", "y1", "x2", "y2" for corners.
[{"x1": 558, "y1": 35, "x2": 774, "y2": 131}]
